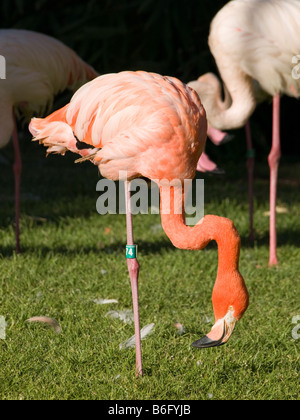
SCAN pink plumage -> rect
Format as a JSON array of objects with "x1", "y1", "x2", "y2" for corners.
[
  {"x1": 30, "y1": 71, "x2": 249, "y2": 376},
  {"x1": 30, "y1": 71, "x2": 207, "y2": 182}
]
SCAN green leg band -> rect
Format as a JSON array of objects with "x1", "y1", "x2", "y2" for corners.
[{"x1": 126, "y1": 245, "x2": 138, "y2": 259}]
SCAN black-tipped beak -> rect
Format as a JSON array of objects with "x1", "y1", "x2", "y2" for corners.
[
  {"x1": 219, "y1": 133, "x2": 234, "y2": 145},
  {"x1": 192, "y1": 310, "x2": 237, "y2": 349},
  {"x1": 208, "y1": 167, "x2": 226, "y2": 176},
  {"x1": 191, "y1": 328, "x2": 226, "y2": 348}
]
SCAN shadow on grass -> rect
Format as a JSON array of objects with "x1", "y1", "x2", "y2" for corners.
[
  {"x1": 240, "y1": 228, "x2": 300, "y2": 249},
  {"x1": 1, "y1": 227, "x2": 300, "y2": 259},
  {"x1": 0, "y1": 238, "x2": 176, "y2": 259}
]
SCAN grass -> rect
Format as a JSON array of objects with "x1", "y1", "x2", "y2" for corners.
[{"x1": 0, "y1": 137, "x2": 299, "y2": 400}]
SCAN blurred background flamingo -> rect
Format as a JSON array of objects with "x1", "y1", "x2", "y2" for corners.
[
  {"x1": 0, "y1": 29, "x2": 98, "y2": 253},
  {"x1": 188, "y1": 0, "x2": 300, "y2": 266}
]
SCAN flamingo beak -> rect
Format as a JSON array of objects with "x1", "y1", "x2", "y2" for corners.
[
  {"x1": 192, "y1": 308, "x2": 237, "y2": 348},
  {"x1": 219, "y1": 133, "x2": 234, "y2": 145}
]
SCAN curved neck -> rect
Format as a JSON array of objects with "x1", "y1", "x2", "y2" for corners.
[
  {"x1": 205, "y1": 71, "x2": 256, "y2": 131},
  {"x1": 159, "y1": 184, "x2": 248, "y2": 321},
  {"x1": 159, "y1": 186, "x2": 241, "y2": 274}
]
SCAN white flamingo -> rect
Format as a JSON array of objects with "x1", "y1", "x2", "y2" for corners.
[
  {"x1": 0, "y1": 29, "x2": 98, "y2": 252},
  {"x1": 188, "y1": 0, "x2": 300, "y2": 265}
]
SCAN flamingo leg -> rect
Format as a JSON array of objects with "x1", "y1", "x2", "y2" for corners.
[
  {"x1": 245, "y1": 121, "x2": 255, "y2": 243},
  {"x1": 12, "y1": 113, "x2": 22, "y2": 254},
  {"x1": 125, "y1": 181, "x2": 143, "y2": 377},
  {"x1": 268, "y1": 94, "x2": 281, "y2": 266}
]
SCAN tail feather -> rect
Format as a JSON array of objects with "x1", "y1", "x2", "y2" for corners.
[
  {"x1": 29, "y1": 116, "x2": 100, "y2": 160},
  {"x1": 30, "y1": 117, "x2": 77, "y2": 155}
]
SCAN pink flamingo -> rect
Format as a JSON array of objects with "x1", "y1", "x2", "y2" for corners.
[
  {"x1": 29, "y1": 71, "x2": 249, "y2": 376},
  {"x1": 0, "y1": 29, "x2": 98, "y2": 253},
  {"x1": 188, "y1": 0, "x2": 300, "y2": 265}
]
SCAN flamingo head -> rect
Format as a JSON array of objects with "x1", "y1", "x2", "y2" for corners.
[
  {"x1": 192, "y1": 270, "x2": 249, "y2": 348},
  {"x1": 192, "y1": 307, "x2": 237, "y2": 348}
]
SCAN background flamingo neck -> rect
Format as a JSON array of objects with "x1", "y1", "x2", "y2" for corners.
[{"x1": 210, "y1": 76, "x2": 256, "y2": 130}]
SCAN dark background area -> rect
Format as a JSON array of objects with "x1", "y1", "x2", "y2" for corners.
[{"x1": 1, "y1": 0, "x2": 300, "y2": 161}]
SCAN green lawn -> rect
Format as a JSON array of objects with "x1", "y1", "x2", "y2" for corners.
[{"x1": 0, "y1": 138, "x2": 299, "y2": 400}]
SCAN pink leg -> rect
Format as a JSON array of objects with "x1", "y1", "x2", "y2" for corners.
[
  {"x1": 268, "y1": 94, "x2": 281, "y2": 266},
  {"x1": 12, "y1": 113, "x2": 22, "y2": 254},
  {"x1": 125, "y1": 181, "x2": 143, "y2": 377},
  {"x1": 245, "y1": 121, "x2": 255, "y2": 243}
]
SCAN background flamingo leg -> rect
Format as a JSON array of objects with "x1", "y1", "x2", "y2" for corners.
[
  {"x1": 12, "y1": 113, "x2": 22, "y2": 254},
  {"x1": 245, "y1": 121, "x2": 255, "y2": 243},
  {"x1": 125, "y1": 181, "x2": 143, "y2": 377},
  {"x1": 268, "y1": 94, "x2": 281, "y2": 266}
]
